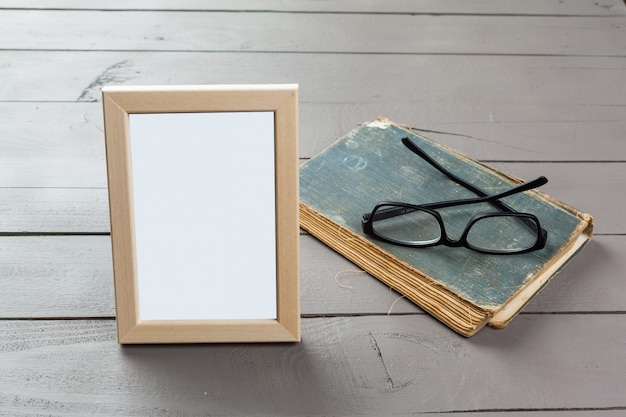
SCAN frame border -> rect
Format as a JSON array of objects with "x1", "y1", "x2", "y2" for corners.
[{"x1": 102, "y1": 84, "x2": 300, "y2": 344}]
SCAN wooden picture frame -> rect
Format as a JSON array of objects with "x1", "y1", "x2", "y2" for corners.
[{"x1": 102, "y1": 85, "x2": 300, "y2": 344}]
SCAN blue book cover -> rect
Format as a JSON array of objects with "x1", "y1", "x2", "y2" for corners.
[{"x1": 299, "y1": 118, "x2": 593, "y2": 336}]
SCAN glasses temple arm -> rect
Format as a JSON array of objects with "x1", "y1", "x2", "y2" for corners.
[
  {"x1": 421, "y1": 176, "x2": 548, "y2": 211},
  {"x1": 364, "y1": 176, "x2": 548, "y2": 222},
  {"x1": 401, "y1": 137, "x2": 487, "y2": 194},
  {"x1": 422, "y1": 177, "x2": 549, "y2": 246},
  {"x1": 402, "y1": 137, "x2": 518, "y2": 213}
]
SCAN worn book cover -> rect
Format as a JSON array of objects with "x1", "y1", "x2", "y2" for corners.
[{"x1": 299, "y1": 118, "x2": 593, "y2": 336}]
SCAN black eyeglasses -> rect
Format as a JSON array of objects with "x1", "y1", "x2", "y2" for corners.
[{"x1": 361, "y1": 137, "x2": 548, "y2": 254}]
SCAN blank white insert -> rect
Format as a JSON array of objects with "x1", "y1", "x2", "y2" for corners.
[{"x1": 128, "y1": 111, "x2": 277, "y2": 321}]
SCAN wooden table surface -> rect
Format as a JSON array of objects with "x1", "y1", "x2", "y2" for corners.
[{"x1": 1, "y1": 1, "x2": 625, "y2": 415}]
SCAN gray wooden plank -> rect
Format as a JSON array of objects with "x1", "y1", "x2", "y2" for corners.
[
  {"x1": 1, "y1": 163, "x2": 620, "y2": 234},
  {"x1": 303, "y1": 234, "x2": 626, "y2": 316},
  {"x1": 2, "y1": 101, "x2": 625, "y2": 164},
  {"x1": 0, "y1": 55, "x2": 624, "y2": 174},
  {"x1": 525, "y1": 235, "x2": 626, "y2": 313},
  {"x1": 2, "y1": 11, "x2": 624, "y2": 56},
  {"x1": 0, "y1": 188, "x2": 109, "y2": 233},
  {"x1": 0, "y1": 235, "x2": 622, "y2": 319},
  {"x1": 1, "y1": 0, "x2": 623, "y2": 16},
  {"x1": 0, "y1": 236, "x2": 115, "y2": 318},
  {"x1": 439, "y1": 413, "x2": 626, "y2": 417},
  {"x1": 0, "y1": 1, "x2": 622, "y2": 415},
  {"x1": 2, "y1": 53, "x2": 624, "y2": 108},
  {"x1": 0, "y1": 315, "x2": 624, "y2": 415},
  {"x1": 303, "y1": 102, "x2": 626, "y2": 161}
]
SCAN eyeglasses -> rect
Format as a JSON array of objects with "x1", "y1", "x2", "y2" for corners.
[{"x1": 361, "y1": 137, "x2": 548, "y2": 254}]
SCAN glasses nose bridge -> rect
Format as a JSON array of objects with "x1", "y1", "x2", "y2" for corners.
[
  {"x1": 417, "y1": 208, "x2": 466, "y2": 248},
  {"x1": 434, "y1": 207, "x2": 478, "y2": 243},
  {"x1": 439, "y1": 234, "x2": 466, "y2": 248}
]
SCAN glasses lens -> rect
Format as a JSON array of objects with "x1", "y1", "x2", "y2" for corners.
[
  {"x1": 466, "y1": 214, "x2": 539, "y2": 253},
  {"x1": 371, "y1": 205, "x2": 441, "y2": 245}
]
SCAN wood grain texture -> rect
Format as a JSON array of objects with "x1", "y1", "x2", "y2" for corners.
[
  {"x1": 1, "y1": 162, "x2": 622, "y2": 235},
  {"x1": 102, "y1": 85, "x2": 301, "y2": 343},
  {"x1": 1, "y1": 235, "x2": 624, "y2": 320},
  {"x1": 2, "y1": 100, "x2": 626, "y2": 163},
  {"x1": 2, "y1": 10, "x2": 624, "y2": 56},
  {"x1": 0, "y1": 188, "x2": 109, "y2": 233},
  {"x1": 2, "y1": 0, "x2": 624, "y2": 15},
  {"x1": 0, "y1": 236, "x2": 115, "y2": 318},
  {"x1": 2, "y1": 53, "x2": 625, "y2": 107},
  {"x1": 0, "y1": 316, "x2": 624, "y2": 415},
  {"x1": 1, "y1": 0, "x2": 625, "y2": 413}
]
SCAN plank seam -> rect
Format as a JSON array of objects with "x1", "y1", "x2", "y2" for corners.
[
  {"x1": 1, "y1": 49, "x2": 625, "y2": 59},
  {"x1": 0, "y1": 7, "x2": 624, "y2": 17}
]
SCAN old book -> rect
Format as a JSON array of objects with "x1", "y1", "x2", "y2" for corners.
[{"x1": 299, "y1": 118, "x2": 593, "y2": 336}]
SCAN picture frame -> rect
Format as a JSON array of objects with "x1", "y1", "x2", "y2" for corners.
[{"x1": 102, "y1": 84, "x2": 300, "y2": 344}]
